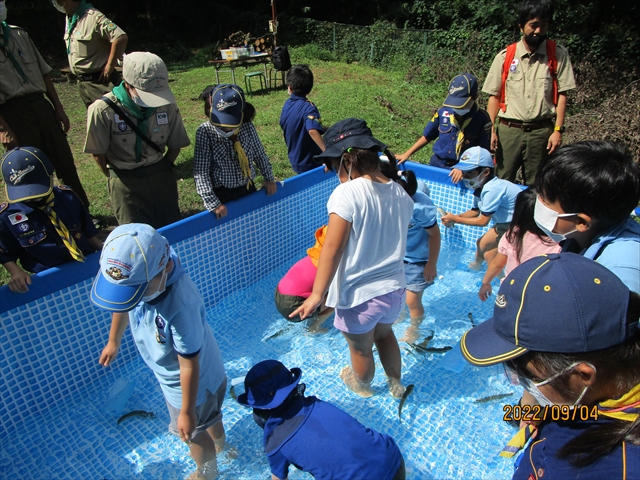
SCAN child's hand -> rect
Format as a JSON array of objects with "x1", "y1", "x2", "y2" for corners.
[
  {"x1": 263, "y1": 181, "x2": 277, "y2": 196},
  {"x1": 8, "y1": 270, "x2": 31, "y2": 293},
  {"x1": 290, "y1": 292, "x2": 323, "y2": 321},
  {"x1": 214, "y1": 204, "x2": 228, "y2": 219},
  {"x1": 423, "y1": 262, "x2": 437, "y2": 284},
  {"x1": 177, "y1": 410, "x2": 197, "y2": 443},
  {"x1": 440, "y1": 213, "x2": 456, "y2": 227},
  {"x1": 478, "y1": 283, "x2": 493, "y2": 301},
  {"x1": 99, "y1": 341, "x2": 120, "y2": 367},
  {"x1": 448, "y1": 168, "x2": 463, "y2": 184},
  {"x1": 396, "y1": 152, "x2": 410, "y2": 165}
]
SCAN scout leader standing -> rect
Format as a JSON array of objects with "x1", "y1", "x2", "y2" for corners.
[
  {"x1": 0, "y1": 0, "x2": 90, "y2": 209},
  {"x1": 84, "y1": 52, "x2": 190, "y2": 229},
  {"x1": 52, "y1": 0, "x2": 128, "y2": 108},
  {"x1": 482, "y1": 0, "x2": 575, "y2": 186}
]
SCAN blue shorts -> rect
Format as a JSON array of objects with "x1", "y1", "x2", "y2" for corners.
[{"x1": 404, "y1": 262, "x2": 433, "y2": 293}]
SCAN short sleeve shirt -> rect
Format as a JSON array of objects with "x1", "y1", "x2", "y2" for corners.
[
  {"x1": 279, "y1": 95, "x2": 325, "y2": 173},
  {"x1": 84, "y1": 92, "x2": 190, "y2": 169},
  {"x1": 405, "y1": 190, "x2": 438, "y2": 263},
  {"x1": 0, "y1": 25, "x2": 51, "y2": 104},
  {"x1": 482, "y1": 39, "x2": 575, "y2": 121},
  {"x1": 65, "y1": 8, "x2": 126, "y2": 74},
  {"x1": 472, "y1": 177, "x2": 522, "y2": 224}
]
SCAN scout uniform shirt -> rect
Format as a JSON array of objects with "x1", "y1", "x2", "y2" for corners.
[
  {"x1": 279, "y1": 94, "x2": 325, "y2": 174},
  {"x1": 0, "y1": 25, "x2": 51, "y2": 104},
  {"x1": 0, "y1": 186, "x2": 98, "y2": 273},
  {"x1": 84, "y1": 92, "x2": 190, "y2": 170},
  {"x1": 482, "y1": 39, "x2": 576, "y2": 122},
  {"x1": 65, "y1": 8, "x2": 126, "y2": 75}
]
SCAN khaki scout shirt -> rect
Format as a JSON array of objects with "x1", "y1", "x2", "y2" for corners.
[
  {"x1": 65, "y1": 8, "x2": 126, "y2": 75},
  {"x1": 0, "y1": 25, "x2": 51, "y2": 105},
  {"x1": 482, "y1": 39, "x2": 576, "y2": 122},
  {"x1": 84, "y1": 92, "x2": 190, "y2": 170}
]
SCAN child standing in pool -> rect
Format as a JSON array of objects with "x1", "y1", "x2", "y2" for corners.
[
  {"x1": 292, "y1": 118, "x2": 414, "y2": 398},
  {"x1": 92, "y1": 224, "x2": 229, "y2": 480}
]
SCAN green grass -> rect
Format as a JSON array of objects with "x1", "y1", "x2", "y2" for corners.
[{"x1": 0, "y1": 47, "x2": 447, "y2": 287}]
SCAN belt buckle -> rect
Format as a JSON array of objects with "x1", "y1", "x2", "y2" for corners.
[{"x1": 522, "y1": 124, "x2": 532, "y2": 132}]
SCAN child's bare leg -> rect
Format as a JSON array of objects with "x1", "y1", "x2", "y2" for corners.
[
  {"x1": 307, "y1": 308, "x2": 333, "y2": 334},
  {"x1": 470, "y1": 229, "x2": 500, "y2": 269},
  {"x1": 187, "y1": 429, "x2": 219, "y2": 480},
  {"x1": 340, "y1": 330, "x2": 376, "y2": 397},
  {"x1": 469, "y1": 237, "x2": 485, "y2": 270},
  {"x1": 399, "y1": 290, "x2": 425, "y2": 344},
  {"x1": 209, "y1": 422, "x2": 225, "y2": 453},
  {"x1": 373, "y1": 323, "x2": 405, "y2": 398}
]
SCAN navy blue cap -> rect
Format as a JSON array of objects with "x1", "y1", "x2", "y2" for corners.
[
  {"x1": 209, "y1": 84, "x2": 245, "y2": 128},
  {"x1": 314, "y1": 118, "x2": 386, "y2": 162},
  {"x1": 461, "y1": 253, "x2": 634, "y2": 366},
  {"x1": 1, "y1": 147, "x2": 54, "y2": 202},
  {"x1": 237, "y1": 360, "x2": 302, "y2": 409},
  {"x1": 443, "y1": 73, "x2": 478, "y2": 109}
]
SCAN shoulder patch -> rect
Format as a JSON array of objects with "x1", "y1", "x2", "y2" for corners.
[
  {"x1": 58, "y1": 185, "x2": 72, "y2": 191},
  {"x1": 106, "y1": 22, "x2": 118, "y2": 31},
  {"x1": 0, "y1": 202, "x2": 8, "y2": 214}
]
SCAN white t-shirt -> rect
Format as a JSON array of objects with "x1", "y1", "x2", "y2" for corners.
[{"x1": 326, "y1": 177, "x2": 414, "y2": 309}]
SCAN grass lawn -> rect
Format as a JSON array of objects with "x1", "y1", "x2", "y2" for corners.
[{"x1": 0, "y1": 47, "x2": 448, "y2": 287}]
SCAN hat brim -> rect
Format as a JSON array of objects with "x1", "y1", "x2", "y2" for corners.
[
  {"x1": 442, "y1": 96, "x2": 473, "y2": 109},
  {"x1": 90, "y1": 272, "x2": 148, "y2": 312},
  {"x1": 314, "y1": 137, "x2": 387, "y2": 162},
  {"x1": 209, "y1": 111, "x2": 243, "y2": 129},
  {"x1": 455, "y1": 159, "x2": 494, "y2": 171},
  {"x1": 6, "y1": 179, "x2": 53, "y2": 203},
  {"x1": 460, "y1": 318, "x2": 528, "y2": 366},
  {"x1": 136, "y1": 87, "x2": 176, "y2": 108},
  {"x1": 237, "y1": 367, "x2": 302, "y2": 409}
]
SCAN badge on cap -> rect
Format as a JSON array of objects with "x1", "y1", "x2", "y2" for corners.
[
  {"x1": 8, "y1": 166, "x2": 35, "y2": 185},
  {"x1": 8, "y1": 212, "x2": 28, "y2": 225}
]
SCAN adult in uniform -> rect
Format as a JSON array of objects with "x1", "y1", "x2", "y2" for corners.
[
  {"x1": 0, "y1": 0, "x2": 91, "y2": 208},
  {"x1": 482, "y1": 0, "x2": 575, "y2": 185},
  {"x1": 84, "y1": 52, "x2": 190, "y2": 229},
  {"x1": 52, "y1": 0, "x2": 128, "y2": 108},
  {"x1": 0, "y1": 147, "x2": 102, "y2": 293}
]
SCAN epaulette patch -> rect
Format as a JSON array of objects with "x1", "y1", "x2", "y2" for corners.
[
  {"x1": 58, "y1": 185, "x2": 72, "y2": 190},
  {"x1": 106, "y1": 22, "x2": 118, "y2": 31}
]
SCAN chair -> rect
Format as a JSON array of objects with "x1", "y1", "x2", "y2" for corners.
[
  {"x1": 244, "y1": 71, "x2": 266, "y2": 96},
  {"x1": 269, "y1": 68, "x2": 288, "y2": 89}
]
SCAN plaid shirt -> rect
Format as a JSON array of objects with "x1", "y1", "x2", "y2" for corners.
[{"x1": 193, "y1": 121, "x2": 275, "y2": 211}]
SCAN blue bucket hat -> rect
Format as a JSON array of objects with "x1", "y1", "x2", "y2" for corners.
[
  {"x1": 209, "y1": 84, "x2": 245, "y2": 128},
  {"x1": 1, "y1": 147, "x2": 54, "y2": 202},
  {"x1": 237, "y1": 360, "x2": 302, "y2": 409},
  {"x1": 443, "y1": 73, "x2": 478, "y2": 109},
  {"x1": 314, "y1": 118, "x2": 386, "y2": 162},
  {"x1": 455, "y1": 146, "x2": 494, "y2": 171},
  {"x1": 461, "y1": 253, "x2": 634, "y2": 366},
  {"x1": 91, "y1": 224, "x2": 171, "y2": 312}
]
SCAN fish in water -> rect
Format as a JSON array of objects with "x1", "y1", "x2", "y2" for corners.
[
  {"x1": 474, "y1": 392, "x2": 515, "y2": 404},
  {"x1": 117, "y1": 410, "x2": 156, "y2": 426},
  {"x1": 264, "y1": 327, "x2": 290, "y2": 341},
  {"x1": 420, "y1": 346, "x2": 453, "y2": 354},
  {"x1": 414, "y1": 331, "x2": 435, "y2": 348},
  {"x1": 468, "y1": 312, "x2": 476, "y2": 327},
  {"x1": 398, "y1": 384, "x2": 415, "y2": 420}
]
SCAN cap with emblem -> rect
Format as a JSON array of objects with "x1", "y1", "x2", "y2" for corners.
[
  {"x1": 461, "y1": 253, "x2": 634, "y2": 366},
  {"x1": 1, "y1": 147, "x2": 54, "y2": 203},
  {"x1": 455, "y1": 146, "x2": 494, "y2": 171},
  {"x1": 91, "y1": 223, "x2": 170, "y2": 312},
  {"x1": 122, "y1": 52, "x2": 176, "y2": 107},
  {"x1": 443, "y1": 73, "x2": 478, "y2": 109},
  {"x1": 209, "y1": 84, "x2": 245, "y2": 128}
]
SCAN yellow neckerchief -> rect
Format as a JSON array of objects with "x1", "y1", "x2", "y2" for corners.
[
  {"x1": 230, "y1": 132, "x2": 253, "y2": 189},
  {"x1": 450, "y1": 114, "x2": 473, "y2": 158},
  {"x1": 306, "y1": 225, "x2": 327, "y2": 267},
  {"x1": 598, "y1": 383, "x2": 640, "y2": 423},
  {"x1": 500, "y1": 424, "x2": 537, "y2": 458},
  {"x1": 41, "y1": 193, "x2": 85, "y2": 262}
]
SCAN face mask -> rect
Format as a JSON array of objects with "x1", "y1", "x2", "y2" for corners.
[
  {"x1": 517, "y1": 362, "x2": 594, "y2": 407},
  {"x1": 0, "y1": 3, "x2": 7, "y2": 22},
  {"x1": 524, "y1": 34, "x2": 546, "y2": 49},
  {"x1": 215, "y1": 127, "x2": 237, "y2": 138},
  {"x1": 462, "y1": 171, "x2": 485, "y2": 190},
  {"x1": 453, "y1": 108, "x2": 471, "y2": 116},
  {"x1": 131, "y1": 92, "x2": 151, "y2": 108},
  {"x1": 143, "y1": 268, "x2": 167, "y2": 302},
  {"x1": 336, "y1": 154, "x2": 353, "y2": 183},
  {"x1": 52, "y1": 0, "x2": 67, "y2": 14},
  {"x1": 534, "y1": 197, "x2": 578, "y2": 243}
]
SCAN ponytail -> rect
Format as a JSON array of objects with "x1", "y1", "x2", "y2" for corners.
[{"x1": 379, "y1": 149, "x2": 418, "y2": 196}]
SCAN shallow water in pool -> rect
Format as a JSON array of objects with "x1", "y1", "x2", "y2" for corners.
[{"x1": 0, "y1": 244, "x2": 519, "y2": 479}]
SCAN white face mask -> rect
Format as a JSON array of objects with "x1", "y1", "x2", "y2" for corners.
[
  {"x1": 462, "y1": 170, "x2": 486, "y2": 190},
  {"x1": 534, "y1": 197, "x2": 578, "y2": 243},
  {"x1": 130, "y1": 92, "x2": 151, "y2": 108},
  {"x1": 143, "y1": 268, "x2": 167, "y2": 302},
  {"x1": 454, "y1": 108, "x2": 471, "y2": 116},
  {"x1": 52, "y1": 0, "x2": 67, "y2": 14},
  {"x1": 0, "y1": 2, "x2": 7, "y2": 22},
  {"x1": 215, "y1": 127, "x2": 238, "y2": 138},
  {"x1": 517, "y1": 362, "x2": 594, "y2": 407}
]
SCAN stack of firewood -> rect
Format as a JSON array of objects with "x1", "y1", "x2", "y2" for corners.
[
  {"x1": 216, "y1": 31, "x2": 275, "y2": 55},
  {"x1": 253, "y1": 34, "x2": 275, "y2": 54}
]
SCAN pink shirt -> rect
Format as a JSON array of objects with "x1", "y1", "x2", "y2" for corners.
[
  {"x1": 498, "y1": 231, "x2": 561, "y2": 278},
  {"x1": 278, "y1": 256, "x2": 317, "y2": 297}
]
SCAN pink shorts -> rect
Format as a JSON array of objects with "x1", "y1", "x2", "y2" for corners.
[{"x1": 333, "y1": 288, "x2": 405, "y2": 334}]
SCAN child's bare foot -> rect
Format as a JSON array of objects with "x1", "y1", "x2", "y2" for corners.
[
  {"x1": 387, "y1": 377, "x2": 406, "y2": 399},
  {"x1": 340, "y1": 366, "x2": 374, "y2": 398},
  {"x1": 188, "y1": 458, "x2": 218, "y2": 480},
  {"x1": 468, "y1": 260, "x2": 483, "y2": 270},
  {"x1": 399, "y1": 325, "x2": 420, "y2": 344}
]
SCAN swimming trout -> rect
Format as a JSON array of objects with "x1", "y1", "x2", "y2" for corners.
[
  {"x1": 474, "y1": 392, "x2": 514, "y2": 404},
  {"x1": 117, "y1": 410, "x2": 156, "y2": 426},
  {"x1": 398, "y1": 384, "x2": 415, "y2": 420},
  {"x1": 468, "y1": 312, "x2": 476, "y2": 327}
]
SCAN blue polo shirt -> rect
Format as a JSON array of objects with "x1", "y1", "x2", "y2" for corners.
[
  {"x1": 129, "y1": 254, "x2": 226, "y2": 409},
  {"x1": 513, "y1": 419, "x2": 640, "y2": 479},
  {"x1": 0, "y1": 186, "x2": 98, "y2": 273},
  {"x1": 472, "y1": 177, "x2": 521, "y2": 224},
  {"x1": 423, "y1": 104, "x2": 491, "y2": 164},
  {"x1": 264, "y1": 396, "x2": 402, "y2": 480},
  {"x1": 405, "y1": 189, "x2": 438, "y2": 263},
  {"x1": 280, "y1": 94, "x2": 325, "y2": 174}
]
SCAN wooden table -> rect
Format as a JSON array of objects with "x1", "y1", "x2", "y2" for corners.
[{"x1": 208, "y1": 54, "x2": 272, "y2": 87}]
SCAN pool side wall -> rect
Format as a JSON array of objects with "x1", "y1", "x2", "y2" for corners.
[{"x1": 0, "y1": 164, "x2": 489, "y2": 440}]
